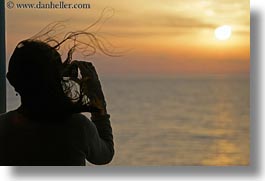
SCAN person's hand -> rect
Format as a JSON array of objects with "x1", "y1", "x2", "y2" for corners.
[{"x1": 71, "y1": 61, "x2": 107, "y2": 116}]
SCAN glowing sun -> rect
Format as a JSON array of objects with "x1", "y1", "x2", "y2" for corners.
[{"x1": 214, "y1": 25, "x2": 232, "y2": 41}]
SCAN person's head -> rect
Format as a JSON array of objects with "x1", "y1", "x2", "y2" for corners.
[
  {"x1": 7, "y1": 39, "x2": 73, "y2": 115},
  {"x1": 6, "y1": 19, "x2": 122, "y2": 117}
]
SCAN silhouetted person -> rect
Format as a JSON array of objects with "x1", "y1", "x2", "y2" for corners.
[{"x1": 0, "y1": 40, "x2": 114, "y2": 166}]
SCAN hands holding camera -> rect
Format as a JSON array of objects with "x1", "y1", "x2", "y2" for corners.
[{"x1": 66, "y1": 61, "x2": 108, "y2": 117}]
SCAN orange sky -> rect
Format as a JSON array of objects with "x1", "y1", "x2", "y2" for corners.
[{"x1": 6, "y1": 0, "x2": 250, "y2": 76}]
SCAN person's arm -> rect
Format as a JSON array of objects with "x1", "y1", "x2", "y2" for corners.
[
  {"x1": 74, "y1": 61, "x2": 114, "y2": 164},
  {"x1": 85, "y1": 113, "x2": 114, "y2": 165}
]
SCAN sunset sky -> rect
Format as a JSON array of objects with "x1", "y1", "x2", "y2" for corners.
[{"x1": 6, "y1": 0, "x2": 250, "y2": 76}]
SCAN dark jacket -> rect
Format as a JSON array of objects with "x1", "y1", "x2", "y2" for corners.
[{"x1": 0, "y1": 108, "x2": 114, "y2": 166}]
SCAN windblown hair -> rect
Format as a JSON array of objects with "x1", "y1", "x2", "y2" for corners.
[
  {"x1": 7, "y1": 8, "x2": 122, "y2": 117},
  {"x1": 30, "y1": 8, "x2": 122, "y2": 60}
]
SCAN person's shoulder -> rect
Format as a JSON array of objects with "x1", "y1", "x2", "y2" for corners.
[
  {"x1": 0, "y1": 110, "x2": 19, "y2": 126},
  {"x1": 0, "y1": 110, "x2": 18, "y2": 120},
  {"x1": 66, "y1": 113, "x2": 97, "y2": 134},
  {"x1": 70, "y1": 113, "x2": 89, "y2": 122},
  {"x1": 67, "y1": 113, "x2": 93, "y2": 127}
]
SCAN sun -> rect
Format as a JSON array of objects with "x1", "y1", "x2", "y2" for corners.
[{"x1": 214, "y1": 25, "x2": 232, "y2": 41}]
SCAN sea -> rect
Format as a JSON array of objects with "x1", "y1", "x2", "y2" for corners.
[{"x1": 7, "y1": 75, "x2": 250, "y2": 166}]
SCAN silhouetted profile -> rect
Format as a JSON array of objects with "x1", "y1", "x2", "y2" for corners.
[{"x1": 0, "y1": 39, "x2": 114, "y2": 166}]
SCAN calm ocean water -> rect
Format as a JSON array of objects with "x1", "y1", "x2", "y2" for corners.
[{"x1": 7, "y1": 75, "x2": 250, "y2": 166}]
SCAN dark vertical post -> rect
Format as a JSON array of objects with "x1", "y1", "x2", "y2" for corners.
[{"x1": 0, "y1": 0, "x2": 6, "y2": 113}]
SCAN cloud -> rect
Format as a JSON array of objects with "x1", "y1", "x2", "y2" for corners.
[
  {"x1": 7, "y1": 0, "x2": 249, "y2": 39},
  {"x1": 6, "y1": 0, "x2": 250, "y2": 75}
]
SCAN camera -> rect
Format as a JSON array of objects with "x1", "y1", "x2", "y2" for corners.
[{"x1": 61, "y1": 60, "x2": 105, "y2": 113}]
